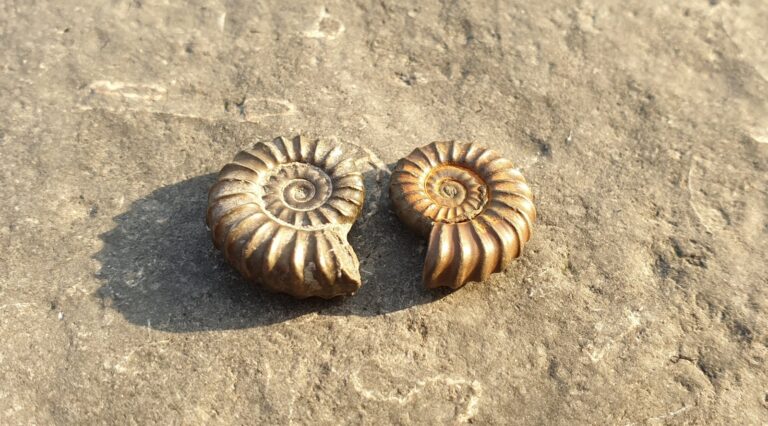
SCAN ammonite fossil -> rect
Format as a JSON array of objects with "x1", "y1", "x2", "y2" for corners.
[
  {"x1": 389, "y1": 141, "x2": 536, "y2": 289},
  {"x1": 206, "y1": 136, "x2": 365, "y2": 298}
]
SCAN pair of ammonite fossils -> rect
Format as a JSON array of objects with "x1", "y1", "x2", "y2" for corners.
[{"x1": 206, "y1": 136, "x2": 536, "y2": 298}]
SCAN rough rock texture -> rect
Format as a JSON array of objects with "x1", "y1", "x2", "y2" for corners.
[{"x1": 1, "y1": 0, "x2": 766, "y2": 423}]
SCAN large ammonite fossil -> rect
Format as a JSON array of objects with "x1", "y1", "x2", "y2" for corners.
[
  {"x1": 206, "y1": 136, "x2": 365, "y2": 298},
  {"x1": 389, "y1": 141, "x2": 536, "y2": 289}
]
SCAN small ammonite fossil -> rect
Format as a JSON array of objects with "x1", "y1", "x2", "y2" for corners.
[
  {"x1": 207, "y1": 136, "x2": 365, "y2": 298},
  {"x1": 389, "y1": 141, "x2": 536, "y2": 289}
]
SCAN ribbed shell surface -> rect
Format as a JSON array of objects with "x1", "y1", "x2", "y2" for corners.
[
  {"x1": 207, "y1": 136, "x2": 365, "y2": 298},
  {"x1": 389, "y1": 141, "x2": 536, "y2": 289}
]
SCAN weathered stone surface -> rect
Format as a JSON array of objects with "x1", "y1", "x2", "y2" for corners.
[{"x1": 1, "y1": 0, "x2": 766, "y2": 423}]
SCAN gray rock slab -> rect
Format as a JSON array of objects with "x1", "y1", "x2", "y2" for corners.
[{"x1": 0, "y1": 0, "x2": 766, "y2": 423}]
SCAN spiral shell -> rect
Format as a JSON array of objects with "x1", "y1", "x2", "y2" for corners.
[
  {"x1": 389, "y1": 141, "x2": 536, "y2": 289},
  {"x1": 206, "y1": 136, "x2": 365, "y2": 298}
]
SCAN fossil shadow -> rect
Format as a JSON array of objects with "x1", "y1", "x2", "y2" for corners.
[{"x1": 94, "y1": 168, "x2": 445, "y2": 332}]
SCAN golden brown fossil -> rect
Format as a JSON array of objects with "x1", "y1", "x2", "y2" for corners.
[
  {"x1": 389, "y1": 141, "x2": 536, "y2": 289},
  {"x1": 206, "y1": 136, "x2": 365, "y2": 298}
]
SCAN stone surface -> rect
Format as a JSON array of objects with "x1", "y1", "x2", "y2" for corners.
[{"x1": 1, "y1": 0, "x2": 766, "y2": 423}]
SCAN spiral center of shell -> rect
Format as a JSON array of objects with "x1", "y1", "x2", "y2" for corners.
[
  {"x1": 285, "y1": 179, "x2": 316, "y2": 204},
  {"x1": 426, "y1": 165, "x2": 488, "y2": 223},
  {"x1": 439, "y1": 180, "x2": 465, "y2": 204},
  {"x1": 260, "y1": 162, "x2": 335, "y2": 228}
]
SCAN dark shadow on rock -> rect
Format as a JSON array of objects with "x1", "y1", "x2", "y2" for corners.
[{"x1": 95, "y1": 167, "x2": 446, "y2": 332}]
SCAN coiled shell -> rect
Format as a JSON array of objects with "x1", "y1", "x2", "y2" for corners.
[
  {"x1": 389, "y1": 141, "x2": 536, "y2": 289},
  {"x1": 206, "y1": 136, "x2": 365, "y2": 298}
]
